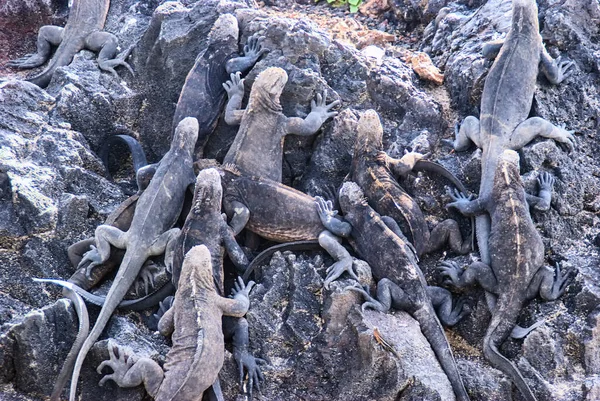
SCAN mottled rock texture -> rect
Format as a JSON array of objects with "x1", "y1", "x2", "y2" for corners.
[{"x1": 1, "y1": 0, "x2": 599, "y2": 400}]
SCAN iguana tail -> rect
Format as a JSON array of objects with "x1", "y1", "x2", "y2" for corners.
[
  {"x1": 27, "y1": 38, "x2": 83, "y2": 88},
  {"x1": 32, "y1": 279, "x2": 90, "y2": 401},
  {"x1": 483, "y1": 296, "x2": 536, "y2": 401},
  {"x1": 98, "y1": 134, "x2": 148, "y2": 180},
  {"x1": 68, "y1": 251, "x2": 147, "y2": 401},
  {"x1": 413, "y1": 305, "x2": 470, "y2": 401}
]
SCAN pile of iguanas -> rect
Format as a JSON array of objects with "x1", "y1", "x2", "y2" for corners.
[{"x1": 7, "y1": 0, "x2": 579, "y2": 400}]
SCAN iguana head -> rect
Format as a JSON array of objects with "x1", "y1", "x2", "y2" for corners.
[
  {"x1": 208, "y1": 14, "x2": 239, "y2": 45},
  {"x1": 494, "y1": 149, "x2": 524, "y2": 194},
  {"x1": 355, "y1": 109, "x2": 383, "y2": 154},
  {"x1": 172, "y1": 117, "x2": 199, "y2": 152},
  {"x1": 182, "y1": 245, "x2": 215, "y2": 291},
  {"x1": 192, "y1": 168, "x2": 222, "y2": 214},
  {"x1": 339, "y1": 181, "x2": 368, "y2": 212},
  {"x1": 248, "y1": 67, "x2": 287, "y2": 112}
]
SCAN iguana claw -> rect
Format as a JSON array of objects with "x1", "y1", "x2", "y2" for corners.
[
  {"x1": 324, "y1": 257, "x2": 357, "y2": 289},
  {"x1": 437, "y1": 261, "x2": 463, "y2": 286},
  {"x1": 551, "y1": 262, "x2": 577, "y2": 298},
  {"x1": 97, "y1": 342, "x2": 136, "y2": 387},
  {"x1": 6, "y1": 53, "x2": 46, "y2": 69},
  {"x1": 344, "y1": 283, "x2": 387, "y2": 312},
  {"x1": 235, "y1": 350, "x2": 267, "y2": 400},
  {"x1": 537, "y1": 172, "x2": 555, "y2": 191}
]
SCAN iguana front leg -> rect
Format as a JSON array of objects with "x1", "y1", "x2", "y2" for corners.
[
  {"x1": 526, "y1": 172, "x2": 555, "y2": 211},
  {"x1": 452, "y1": 116, "x2": 482, "y2": 151},
  {"x1": 508, "y1": 117, "x2": 576, "y2": 152},
  {"x1": 97, "y1": 342, "x2": 163, "y2": 398},
  {"x1": 226, "y1": 34, "x2": 269, "y2": 74},
  {"x1": 445, "y1": 188, "x2": 484, "y2": 216},
  {"x1": 285, "y1": 91, "x2": 340, "y2": 136},
  {"x1": 221, "y1": 222, "x2": 249, "y2": 273},
  {"x1": 427, "y1": 286, "x2": 471, "y2": 326},
  {"x1": 223, "y1": 72, "x2": 246, "y2": 125},
  {"x1": 7, "y1": 26, "x2": 63, "y2": 68},
  {"x1": 85, "y1": 32, "x2": 134, "y2": 78}
]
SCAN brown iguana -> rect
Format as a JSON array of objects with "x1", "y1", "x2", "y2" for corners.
[
  {"x1": 450, "y1": 0, "x2": 576, "y2": 266},
  {"x1": 172, "y1": 14, "x2": 268, "y2": 158},
  {"x1": 351, "y1": 110, "x2": 471, "y2": 257},
  {"x1": 97, "y1": 245, "x2": 255, "y2": 401},
  {"x1": 315, "y1": 182, "x2": 470, "y2": 401},
  {"x1": 64, "y1": 117, "x2": 198, "y2": 401},
  {"x1": 222, "y1": 66, "x2": 339, "y2": 182},
  {"x1": 6, "y1": 0, "x2": 133, "y2": 88},
  {"x1": 438, "y1": 150, "x2": 576, "y2": 401}
]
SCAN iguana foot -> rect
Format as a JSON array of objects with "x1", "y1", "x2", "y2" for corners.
[
  {"x1": 437, "y1": 261, "x2": 464, "y2": 287},
  {"x1": 79, "y1": 245, "x2": 102, "y2": 278},
  {"x1": 153, "y1": 295, "x2": 174, "y2": 322},
  {"x1": 548, "y1": 262, "x2": 577, "y2": 299},
  {"x1": 445, "y1": 297, "x2": 471, "y2": 326},
  {"x1": 97, "y1": 342, "x2": 137, "y2": 387},
  {"x1": 243, "y1": 33, "x2": 269, "y2": 63},
  {"x1": 223, "y1": 71, "x2": 245, "y2": 98},
  {"x1": 135, "y1": 260, "x2": 161, "y2": 296},
  {"x1": 549, "y1": 56, "x2": 575, "y2": 85},
  {"x1": 6, "y1": 53, "x2": 47, "y2": 69},
  {"x1": 537, "y1": 172, "x2": 555, "y2": 192},
  {"x1": 324, "y1": 257, "x2": 357, "y2": 289},
  {"x1": 235, "y1": 349, "x2": 267, "y2": 400},
  {"x1": 344, "y1": 283, "x2": 388, "y2": 312},
  {"x1": 532, "y1": 172, "x2": 555, "y2": 211},
  {"x1": 98, "y1": 44, "x2": 135, "y2": 79}
]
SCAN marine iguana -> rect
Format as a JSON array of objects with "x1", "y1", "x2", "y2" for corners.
[
  {"x1": 6, "y1": 0, "x2": 134, "y2": 88},
  {"x1": 450, "y1": 0, "x2": 576, "y2": 265},
  {"x1": 315, "y1": 182, "x2": 470, "y2": 401},
  {"x1": 351, "y1": 109, "x2": 471, "y2": 257},
  {"x1": 165, "y1": 167, "x2": 265, "y2": 398},
  {"x1": 222, "y1": 67, "x2": 340, "y2": 182},
  {"x1": 172, "y1": 14, "x2": 268, "y2": 158},
  {"x1": 97, "y1": 245, "x2": 255, "y2": 401},
  {"x1": 65, "y1": 117, "x2": 198, "y2": 401},
  {"x1": 438, "y1": 150, "x2": 576, "y2": 401}
]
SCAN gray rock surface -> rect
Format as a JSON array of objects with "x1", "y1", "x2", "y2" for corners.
[{"x1": 0, "y1": 0, "x2": 599, "y2": 400}]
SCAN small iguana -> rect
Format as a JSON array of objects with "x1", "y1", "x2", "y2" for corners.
[
  {"x1": 6, "y1": 0, "x2": 133, "y2": 88},
  {"x1": 438, "y1": 150, "x2": 576, "y2": 401},
  {"x1": 450, "y1": 0, "x2": 576, "y2": 265},
  {"x1": 315, "y1": 182, "x2": 470, "y2": 401},
  {"x1": 222, "y1": 67, "x2": 339, "y2": 182},
  {"x1": 97, "y1": 245, "x2": 255, "y2": 401},
  {"x1": 351, "y1": 109, "x2": 471, "y2": 257},
  {"x1": 172, "y1": 14, "x2": 268, "y2": 158},
  {"x1": 65, "y1": 117, "x2": 198, "y2": 401}
]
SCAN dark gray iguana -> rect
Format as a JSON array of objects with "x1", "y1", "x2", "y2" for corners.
[
  {"x1": 6, "y1": 0, "x2": 133, "y2": 88},
  {"x1": 314, "y1": 182, "x2": 471, "y2": 401},
  {"x1": 222, "y1": 66, "x2": 339, "y2": 182},
  {"x1": 438, "y1": 150, "x2": 576, "y2": 401},
  {"x1": 97, "y1": 245, "x2": 255, "y2": 401},
  {"x1": 64, "y1": 117, "x2": 198, "y2": 401},
  {"x1": 351, "y1": 109, "x2": 472, "y2": 258},
  {"x1": 172, "y1": 14, "x2": 268, "y2": 158},
  {"x1": 165, "y1": 167, "x2": 266, "y2": 398},
  {"x1": 450, "y1": 0, "x2": 576, "y2": 266}
]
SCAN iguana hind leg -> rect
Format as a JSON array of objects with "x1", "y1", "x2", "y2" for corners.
[
  {"x1": 453, "y1": 116, "x2": 482, "y2": 151},
  {"x1": 319, "y1": 230, "x2": 356, "y2": 288},
  {"x1": 438, "y1": 260, "x2": 498, "y2": 293},
  {"x1": 7, "y1": 25, "x2": 63, "y2": 69},
  {"x1": 427, "y1": 286, "x2": 470, "y2": 326},
  {"x1": 508, "y1": 116, "x2": 576, "y2": 152},
  {"x1": 98, "y1": 342, "x2": 163, "y2": 398},
  {"x1": 85, "y1": 32, "x2": 134, "y2": 79},
  {"x1": 528, "y1": 262, "x2": 577, "y2": 301},
  {"x1": 526, "y1": 172, "x2": 555, "y2": 211},
  {"x1": 425, "y1": 219, "x2": 471, "y2": 255},
  {"x1": 81, "y1": 225, "x2": 128, "y2": 273}
]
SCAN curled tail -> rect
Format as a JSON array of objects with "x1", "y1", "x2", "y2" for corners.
[
  {"x1": 98, "y1": 134, "x2": 148, "y2": 180},
  {"x1": 33, "y1": 279, "x2": 90, "y2": 401},
  {"x1": 413, "y1": 305, "x2": 470, "y2": 401},
  {"x1": 68, "y1": 252, "x2": 146, "y2": 401},
  {"x1": 484, "y1": 301, "x2": 537, "y2": 401}
]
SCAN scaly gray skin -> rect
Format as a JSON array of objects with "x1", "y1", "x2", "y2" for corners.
[
  {"x1": 351, "y1": 109, "x2": 472, "y2": 257},
  {"x1": 165, "y1": 168, "x2": 265, "y2": 398},
  {"x1": 219, "y1": 166, "x2": 354, "y2": 284},
  {"x1": 316, "y1": 182, "x2": 470, "y2": 401},
  {"x1": 172, "y1": 14, "x2": 268, "y2": 158},
  {"x1": 438, "y1": 150, "x2": 577, "y2": 401},
  {"x1": 451, "y1": 0, "x2": 576, "y2": 265},
  {"x1": 97, "y1": 245, "x2": 254, "y2": 401},
  {"x1": 65, "y1": 117, "x2": 198, "y2": 401},
  {"x1": 6, "y1": 0, "x2": 134, "y2": 88},
  {"x1": 222, "y1": 67, "x2": 339, "y2": 182}
]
